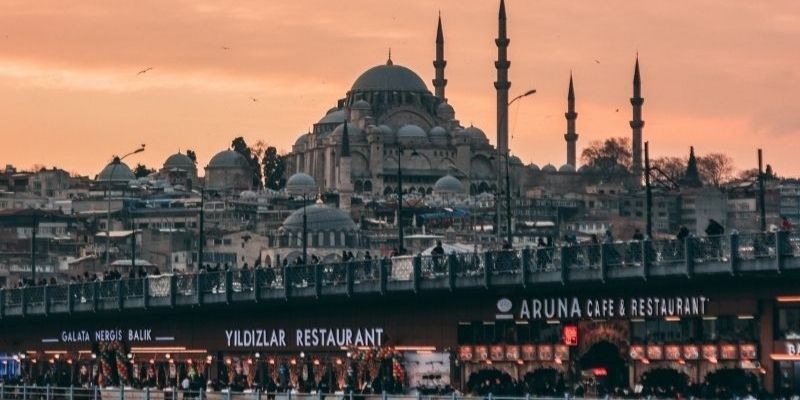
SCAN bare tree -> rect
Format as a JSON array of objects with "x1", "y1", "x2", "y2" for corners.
[
  {"x1": 696, "y1": 153, "x2": 735, "y2": 187},
  {"x1": 651, "y1": 156, "x2": 686, "y2": 185},
  {"x1": 580, "y1": 137, "x2": 632, "y2": 176}
]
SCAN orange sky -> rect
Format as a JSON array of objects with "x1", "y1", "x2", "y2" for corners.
[{"x1": 0, "y1": 1, "x2": 798, "y2": 177}]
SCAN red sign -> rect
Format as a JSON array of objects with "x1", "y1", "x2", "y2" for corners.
[
  {"x1": 592, "y1": 368, "x2": 608, "y2": 376},
  {"x1": 562, "y1": 325, "x2": 579, "y2": 346}
]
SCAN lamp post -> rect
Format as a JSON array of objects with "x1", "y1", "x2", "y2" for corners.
[
  {"x1": 197, "y1": 187, "x2": 207, "y2": 270},
  {"x1": 497, "y1": 89, "x2": 536, "y2": 245},
  {"x1": 397, "y1": 146, "x2": 419, "y2": 255},
  {"x1": 286, "y1": 173, "x2": 316, "y2": 265},
  {"x1": 104, "y1": 145, "x2": 145, "y2": 267}
]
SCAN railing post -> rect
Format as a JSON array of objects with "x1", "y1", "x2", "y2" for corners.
[
  {"x1": 198, "y1": 388, "x2": 202, "y2": 400},
  {"x1": 21, "y1": 287, "x2": 28, "y2": 316},
  {"x1": 92, "y1": 281, "x2": 99, "y2": 312},
  {"x1": 117, "y1": 279, "x2": 124, "y2": 310},
  {"x1": 254, "y1": 269, "x2": 262, "y2": 302},
  {"x1": 93, "y1": 386, "x2": 98, "y2": 400},
  {"x1": 600, "y1": 244, "x2": 610, "y2": 283},
  {"x1": 196, "y1": 272, "x2": 203, "y2": 305},
  {"x1": 43, "y1": 285, "x2": 50, "y2": 315},
  {"x1": 46, "y1": 384, "x2": 51, "y2": 400},
  {"x1": 379, "y1": 259, "x2": 388, "y2": 295},
  {"x1": 412, "y1": 255, "x2": 422, "y2": 293},
  {"x1": 642, "y1": 239, "x2": 652, "y2": 280},
  {"x1": 170, "y1": 275, "x2": 177, "y2": 307},
  {"x1": 730, "y1": 233, "x2": 740, "y2": 274},
  {"x1": 685, "y1": 235, "x2": 696, "y2": 278},
  {"x1": 67, "y1": 284, "x2": 74, "y2": 313},
  {"x1": 346, "y1": 263, "x2": 354, "y2": 297},
  {"x1": 145, "y1": 387, "x2": 150, "y2": 400},
  {"x1": 383, "y1": 390, "x2": 388, "y2": 400},
  {"x1": 447, "y1": 253, "x2": 457, "y2": 291},
  {"x1": 483, "y1": 252, "x2": 493, "y2": 288},
  {"x1": 314, "y1": 264, "x2": 322, "y2": 298},
  {"x1": 226, "y1": 388, "x2": 232, "y2": 400},
  {"x1": 225, "y1": 270, "x2": 233, "y2": 303},
  {"x1": 283, "y1": 266, "x2": 291, "y2": 299},
  {"x1": 0, "y1": 288, "x2": 6, "y2": 318},
  {"x1": 259, "y1": 390, "x2": 264, "y2": 400},
  {"x1": 521, "y1": 247, "x2": 531, "y2": 287},
  {"x1": 120, "y1": 385, "x2": 125, "y2": 400},
  {"x1": 776, "y1": 230, "x2": 787, "y2": 272},
  {"x1": 23, "y1": 385, "x2": 28, "y2": 400},
  {"x1": 143, "y1": 276, "x2": 151, "y2": 309},
  {"x1": 69, "y1": 385, "x2": 74, "y2": 400},
  {"x1": 560, "y1": 246, "x2": 569, "y2": 284}
]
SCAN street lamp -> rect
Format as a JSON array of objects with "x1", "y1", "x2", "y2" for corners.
[
  {"x1": 397, "y1": 145, "x2": 419, "y2": 255},
  {"x1": 286, "y1": 173, "x2": 317, "y2": 265},
  {"x1": 104, "y1": 144, "x2": 145, "y2": 267},
  {"x1": 497, "y1": 89, "x2": 536, "y2": 245}
]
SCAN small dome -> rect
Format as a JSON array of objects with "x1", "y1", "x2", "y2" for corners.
[
  {"x1": 510, "y1": 156, "x2": 524, "y2": 166},
  {"x1": 397, "y1": 124, "x2": 427, "y2": 139},
  {"x1": 351, "y1": 63, "x2": 429, "y2": 92},
  {"x1": 460, "y1": 125, "x2": 488, "y2": 143},
  {"x1": 433, "y1": 175, "x2": 463, "y2": 194},
  {"x1": 559, "y1": 164, "x2": 576, "y2": 173},
  {"x1": 429, "y1": 126, "x2": 447, "y2": 137},
  {"x1": 351, "y1": 99, "x2": 371, "y2": 110},
  {"x1": 240, "y1": 190, "x2": 257, "y2": 199},
  {"x1": 542, "y1": 163, "x2": 557, "y2": 173},
  {"x1": 330, "y1": 122, "x2": 365, "y2": 143},
  {"x1": 282, "y1": 204, "x2": 356, "y2": 232},
  {"x1": 317, "y1": 109, "x2": 347, "y2": 125},
  {"x1": 163, "y1": 152, "x2": 195, "y2": 170},
  {"x1": 529, "y1": 163, "x2": 540, "y2": 171},
  {"x1": 97, "y1": 158, "x2": 135, "y2": 182},
  {"x1": 208, "y1": 150, "x2": 249, "y2": 169},
  {"x1": 286, "y1": 173, "x2": 317, "y2": 195},
  {"x1": 294, "y1": 134, "x2": 309, "y2": 147},
  {"x1": 436, "y1": 102, "x2": 455, "y2": 118},
  {"x1": 578, "y1": 165, "x2": 592, "y2": 173}
]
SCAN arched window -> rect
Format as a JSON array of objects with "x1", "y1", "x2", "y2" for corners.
[
  {"x1": 384, "y1": 186, "x2": 394, "y2": 195},
  {"x1": 364, "y1": 181, "x2": 372, "y2": 193}
]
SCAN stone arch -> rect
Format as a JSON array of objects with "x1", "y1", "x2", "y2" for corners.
[
  {"x1": 363, "y1": 180, "x2": 373, "y2": 193},
  {"x1": 378, "y1": 106, "x2": 435, "y2": 130},
  {"x1": 351, "y1": 151, "x2": 369, "y2": 174},
  {"x1": 477, "y1": 182, "x2": 490, "y2": 194},
  {"x1": 384, "y1": 186, "x2": 394, "y2": 195},
  {"x1": 404, "y1": 153, "x2": 432, "y2": 170}
]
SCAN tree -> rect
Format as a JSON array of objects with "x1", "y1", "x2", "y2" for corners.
[
  {"x1": 185, "y1": 150, "x2": 197, "y2": 164},
  {"x1": 262, "y1": 146, "x2": 287, "y2": 190},
  {"x1": 231, "y1": 136, "x2": 263, "y2": 189},
  {"x1": 651, "y1": 156, "x2": 686, "y2": 186},
  {"x1": 580, "y1": 137, "x2": 632, "y2": 176},
  {"x1": 133, "y1": 163, "x2": 155, "y2": 178},
  {"x1": 696, "y1": 153, "x2": 734, "y2": 187}
]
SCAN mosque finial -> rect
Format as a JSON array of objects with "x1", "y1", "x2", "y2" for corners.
[{"x1": 387, "y1": 48, "x2": 393, "y2": 66}]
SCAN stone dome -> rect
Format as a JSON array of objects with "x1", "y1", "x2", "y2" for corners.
[
  {"x1": 163, "y1": 152, "x2": 195, "y2": 171},
  {"x1": 330, "y1": 122, "x2": 365, "y2": 143},
  {"x1": 433, "y1": 175, "x2": 463, "y2": 194},
  {"x1": 529, "y1": 163, "x2": 540, "y2": 171},
  {"x1": 286, "y1": 173, "x2": 317, "y2": 196},
  {"x1": 281, "y1": 203, "x2": 356, "y2": 232},
  {"x1": 97, "y1": 158, "x2": 136, "y2": 182},
  {"x1": 510, "y1": 156, "x2": 524, "y2": 166},
  {"x1": 377, "y1": 124, "x2": 396, "y2": 144},
  {"x1": 351, "y1": 62, "x2": 429, "y2": 93},
  {"x1": 429, "y1": 126, "x2": 447, "y2": 137},
  {"x1": 460, "y1": 125, "x2": 488, "y2": 143},
  {"x1": 317, "y1": 109, "x2": 347, "y2": 125},
  {"x1": 397, "y1": 124, "x2": 427, "y2": 139},
  {"x1": 542, "y1": 163, "x2": 557, "y2": 173},
  {"x1": 436, "y1": 102, "x2": 455, "y2": 119},
  {"x1": 294, "y1": 134, "x2": 309, "y2": 147},
  {"x1": 351, "y1": 99, "x2": 371, "y2": 110},
  {"x1": 559, "y1": 164, "x2": 576, "y2": 173},
  {"x1": 208, "y1": 150, "x2": 249, "y2": 169}
]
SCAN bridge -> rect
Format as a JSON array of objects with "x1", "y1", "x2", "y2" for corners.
[{"x1": 1, "y1": 230, "x2": 798, "y2": 318}]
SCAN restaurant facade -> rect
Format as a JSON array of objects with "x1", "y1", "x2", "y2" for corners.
[{"x1": 2, "y1": 271, "x2": 800, "y2": 397}]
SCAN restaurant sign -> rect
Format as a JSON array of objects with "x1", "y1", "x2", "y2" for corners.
[
  {"x1": 225, "y1": 327, "x2": 384, "y2": 349},
  {"x1": 499, "y1": 296, "x2": 709, "y2": 321}
]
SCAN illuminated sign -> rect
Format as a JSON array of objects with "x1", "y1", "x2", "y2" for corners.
[
  {"x1": 512, "y1": 296, "x2": 709, "y2": 321},
  {"x1": 562, "y1": 325, "x2": 579, "y2": 346}
]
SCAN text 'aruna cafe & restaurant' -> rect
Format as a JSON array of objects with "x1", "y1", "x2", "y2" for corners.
[{"x1": 1, "y1": 245, "x2": 800, "y2": 396}]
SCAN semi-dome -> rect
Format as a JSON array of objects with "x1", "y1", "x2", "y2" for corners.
[
  {"x1": 294, "y1": 134, "x2": 309, "y2": 147},
  {"x1": 281, "y1": 203, "x2": 356, "y2": 232},
  {"x1": 351, "y1": 99, "x2": 371, "y2": 110},
  {"x1": 208, "y1": 150, "x2": 249, "y2": 169},
  {"x1": 510, "y1": 156, "x2": 524, "y2": 166},
  {"x1": 97, "y1": 158, "x2": 136, "y2": 182},
  {"x1": 286, "y1": 173, "x2": 317, "y2": 196},
  {"x1": 529, "y1": 163, "x2": 540, "y2": 171},
  {"x1": 397, "y1": 124, "x2": 427, "y2": 139},
  {"x1": 542, "y1": 163, "x2": 557, "y2": 173},
  {"x1": 460, "y1": 125, "x2": 488, "y2": 142},
  {"x1": 429, "y1": 126, "x2": 447, "y2": 137},
  {"x1": 351, "y1": 62, "x2": 429, "y2": 93},
  {"x1": 317, "y1": 109, "x2": 347, "y2": 125},
  {"x1": 433, "y1": 175, "x2": 463, "y2": 194},
  {"x1": 163, "y1": 152, "x2": 195, "y2": 171},
  {"x1": 330, "y1": 122, "x2": 365, "y2": 143},
  {"x1": 436, "y1": 102, "x2": 455, "y2": 119}
]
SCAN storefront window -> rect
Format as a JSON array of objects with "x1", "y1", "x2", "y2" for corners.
[
  {"x1": 533, "y1": 322, "x2": 561, "y2": 342},
  {"x1": 633, "y1": 318, "x2": 699, "y2": 343},
  {"x1": 776, "y1": 307, "x2": 800, "y2": 340},
  {"x1": 776, "y1": 361, "x2": 800, "y2": 396},
  {"x1": 703, "y1": 316, "x2": 757, "y2": 342}
]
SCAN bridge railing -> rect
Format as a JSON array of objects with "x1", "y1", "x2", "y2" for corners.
[{"x1": 0, "y1": 230, "x2": 797, "y2": 317}]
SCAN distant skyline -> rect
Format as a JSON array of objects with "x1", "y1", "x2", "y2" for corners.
[{"x1": 0, "y1": 1, "x2": 798, "y2": 177}]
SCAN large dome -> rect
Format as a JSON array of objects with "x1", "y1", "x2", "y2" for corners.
[
  {"x1": 97, "y1": 159, "x2": 135, "y2": 182},
  {"x1": 351, "y1": 62, "x2": 429, "y2": 93},
  {"x1": 208, "y1": 150, "x2": 249, "y2": 169},
  {"x1": 281, "y1": 204, "x2": 357, "y2": 232},
  {"x1": 397, "y1": 124, "x2": 427, "y2": 139},
  {"x1": 286, "y1": 173, "x2": 317, "y2": 195},
  {"x1": 163, "y1": 152, "x2": 195, "y2": 170},
  {"x1": 433, "y1": 175, "x2": 463, "y2": 194},
  {"x1": 330, "y1": 122, "x2": 365, "y2": 143}
]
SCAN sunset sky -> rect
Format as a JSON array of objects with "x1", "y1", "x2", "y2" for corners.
[{"x1": 0, "y1": 1, "x2": 798, "y2": 177}]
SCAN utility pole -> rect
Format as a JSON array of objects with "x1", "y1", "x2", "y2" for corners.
[
  {"x1": 758, "y1": 149, "x2": 767, "y2": 232},
  {"x1": 198, "y1": 190, "x2": 205, "y2": 268},
  {"x1": 31, "y1": 212, "x2": 38, "y2": 283},
  {"x1": 644, "y1": 142, "x2": 653, "y2": 238}
]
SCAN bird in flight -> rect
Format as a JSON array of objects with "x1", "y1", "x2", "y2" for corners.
[
  {"x1": 594, "y1": 59, "x2": 601, "y2": 64},
  {"x1": 249, "y1": 97, "x2": 258, "y2": 102},
  {"x1": 221, "y1": 46, "x2": 230, "y2": 50},
  {"x1": 615, "y1": 108, "x2": 620, "y2": 112},
  {"x1": 137, "y1": 67, "x2": 153, "y2": 75}
]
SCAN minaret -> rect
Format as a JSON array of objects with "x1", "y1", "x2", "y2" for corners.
[
  {"x1": 630, "y1": 54, "x2": 645, "y2": 180},
  {"x1": 564, "y1": 73, "x2": 579, "y2": 168},
  {"x1": 495, "y1": 0, "x2": 511, "y2": 159},
  {"x1": 338, "y1": 121, "x2": 352, "y2": 211},
  {"x1": 681, "y1": 146, "x2": 703, "y2": 188},
  {"x1": 432, "y1": 13, "x2": 447, "y2": 100}
]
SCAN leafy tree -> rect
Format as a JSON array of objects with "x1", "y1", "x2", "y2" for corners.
[
  {"x1": 580, "y1": 137, "x2": 632, "y2": 176},
  {"x1": 262, "y1": 146, "x2": 287, "y2": 190},
  {"x1": 231, "y1": 136, "x2": 263, "y2": 189},
  {"x1": 185, "y1": 150, "x2": 197, "y2": 163},
  {"x1": 133, "y1": 163, "x2": 155, "y2": 178},
  {"x1": 696, "y1": 153, "x2": 734, "y2": 187}
]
